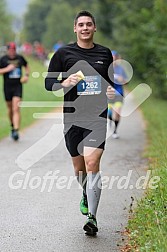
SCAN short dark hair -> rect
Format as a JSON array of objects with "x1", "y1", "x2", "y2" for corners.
[{"x1": 74, "y1": 11, "x2": 96, "y2": 26}]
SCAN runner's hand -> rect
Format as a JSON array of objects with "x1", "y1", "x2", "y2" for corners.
[
  {"x1": 6, "y1": 64, "x2": 15, "y2": 72},
  {"x1": 61, "y1": 73, "x2": 80, "y2": 87},
  {"x1": 106, "y1": 86, "x2": 115, "y2": 99},
  {"x1": 20, "y1": 75, "x2": 29, "y2": 84}
]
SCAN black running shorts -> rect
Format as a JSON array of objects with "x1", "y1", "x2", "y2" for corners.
[
  {"x1": 64, "y1": 121, "x2": 107, "y2": 157},
  {"x1": 4, "y1": 84, "x2": 22, "y2": 101}
]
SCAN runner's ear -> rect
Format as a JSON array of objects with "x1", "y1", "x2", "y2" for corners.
[{"x1": 74, "y1": 25, "x2": 76, "y2": 33}]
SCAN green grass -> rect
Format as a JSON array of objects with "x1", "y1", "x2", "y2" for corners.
[
  {"x1": 125, "y1": 87, "x2": 167, "y2": 251},
  {"x1": 0, "y1": 56, "x2": 62, "y2": 139}
]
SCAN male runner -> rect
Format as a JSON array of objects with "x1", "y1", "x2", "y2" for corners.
[
  {"x1": 45, "y1": 11, "x2": 115, "y2": 236},
  {"x1": 0, "y1": 42, "x2": 29, "y2": 140},
  {"x1": 108, "y1": 50, "x2": 128, "y2": 138}
]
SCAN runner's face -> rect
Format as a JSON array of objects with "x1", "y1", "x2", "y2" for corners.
[
  {"x1": 8, "y1": 48, "x2": 16, "y2": 58},
  {"x1": 113, "y1": 55, "x2": 120, "y2": 66},
  {"x1": 74, "y1": 16, "x2": 96, "y2": 42}
]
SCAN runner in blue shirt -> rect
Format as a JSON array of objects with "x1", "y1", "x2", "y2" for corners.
[{"x1": 108, "y1": 50, "x2": 128, "y2": 138}]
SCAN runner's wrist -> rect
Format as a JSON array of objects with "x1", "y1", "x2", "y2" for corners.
[{"x1": 61, "y1": 79, "x2": 69, "y2": 87}]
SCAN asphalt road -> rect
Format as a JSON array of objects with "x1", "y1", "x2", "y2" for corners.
[{"x1": 0, "y1": 95, "x2": 147, "y2": 252}]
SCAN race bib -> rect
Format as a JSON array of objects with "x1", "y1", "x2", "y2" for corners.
[
  {"x1": 9, "y1": 68, "x2": 21, "y2": 79},
  {"x1": 77, "y1": 75, "x2": 101, "y2": 95}
]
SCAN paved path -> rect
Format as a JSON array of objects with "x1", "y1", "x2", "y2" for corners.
[{"x1": 0, "y1": 95, "x2": 147, "y2": 252}]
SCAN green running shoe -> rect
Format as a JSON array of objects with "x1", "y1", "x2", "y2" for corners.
[
  {"x1": 80, "y1": 194, "x2": 88, "y2": 215},
  {"x1": 83, "y1": 213, "x2": 98, "y2": 236}
]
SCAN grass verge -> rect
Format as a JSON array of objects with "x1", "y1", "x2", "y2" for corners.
[{"x1": 123, "y1": 90, "x2": 167, "y2": 251}]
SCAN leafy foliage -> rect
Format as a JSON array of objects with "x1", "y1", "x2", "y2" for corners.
[
  {"x1": 24, "y1": 0, "x2": 53, "y2": 43},
  {"x1": 0, "y1": 0, "x2": 13, "y2": 45},
  {"x1": 42, "y1": 2, "x2": 75, "y2": 48},
  {"x1": 107, "y1": 0, "x2": 167, "y2": 98}
]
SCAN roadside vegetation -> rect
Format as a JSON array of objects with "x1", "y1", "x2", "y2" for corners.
[{"x1": 122, "y1": 83, "x2": 167, "y2": 252}]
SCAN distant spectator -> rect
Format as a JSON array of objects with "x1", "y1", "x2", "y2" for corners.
[
  {"x1": 21, "y1": 42, "x2": 33, "y2": 55},
  {"x1": 33, "y1": 41, "x2": 46, "y2": 61},
  {"x1": 53, "y1": 40, "x2": 64, "y2": 52}
]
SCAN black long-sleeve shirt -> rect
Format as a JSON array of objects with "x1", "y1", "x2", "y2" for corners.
[{"x1": 45, "y1": 42, "x2": 113, "y2": 123}]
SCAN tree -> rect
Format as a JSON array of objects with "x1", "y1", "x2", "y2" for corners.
[
  {"x1": 23, "y1": 0, "x2": 57, "y2": 43},
  {"x1": 23, "y1": 0, "x2": 98, "y2": 48},
  {"x1": 97, "y1": 0, "x2": 115, "y2": 38},
  {"x1": 109, "y1": 0, "x2": 167, "y2": 98},
  {"x1": 42, "y1": 2, "x2": 76, "y2": 48},
  {"x1": 0, "y1": 0, "x2": 13, "y2": 45}
]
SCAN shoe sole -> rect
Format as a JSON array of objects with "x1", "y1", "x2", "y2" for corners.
[
  {"x1": 12, "y1": 136, "x2": 19, "y2": 141},
  {"x1": 85, "y1": 231, "x2": 97, "y2": 236},
  {"x1": 11, "y1": 132, "x2": 19, "y2": 141},
  {"x1": 83, "y1": 222, "x2": 98, "y2": 236},
  {"x1": 112, "y1": 134, "x2": 119, "y2": 139}
]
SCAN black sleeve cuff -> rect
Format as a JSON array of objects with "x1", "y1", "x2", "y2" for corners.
[{"x1": 45, "y1": 78, "x2": 62, "y2": 91}]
